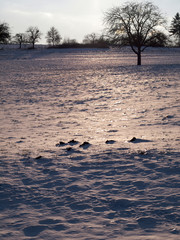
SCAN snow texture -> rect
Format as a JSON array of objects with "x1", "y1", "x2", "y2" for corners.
[{"x1": 0, "y1": 47, "x2": 180, "y2": 239}]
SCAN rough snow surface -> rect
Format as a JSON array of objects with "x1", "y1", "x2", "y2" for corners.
[{"x1": 0, "y1": 48, "x2": 180, "y2": 239}]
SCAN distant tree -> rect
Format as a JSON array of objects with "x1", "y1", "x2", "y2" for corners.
[
  {"x1": 46, "y1": 27, "x2": 62, "y2": 46},
  {"x1": 170, "y1": 12, "x2": 180, "y2": 46},
  {"x1": 0, "y1": 22, "x2": 11, "y2": 43},
  {"x1": 104, "y1": 1, "x2": 166, "y2": 65},
  {"x1": 60, "y1": 38, "x2": 79, "y2": 48},
  {"x1": 63, "y1": 38, "x2": 78, "y2": 45},
  {"x1": 147, "y1": 31, "x2": 169, "y2": 47},
  {"x1": 83, "y1": 33, "x2": 110, "y2": 47},
  {"x1": 13, "y1": 33, "x2": 27, "y2": 49},
  {"x1": 83, "y1": 33, "x2": 99, "y2": 44},
  {"x1": 26, "y1": 26, "x2": 42, "y2": 49},
  {"x1": 96, "y1": 34, "x2": 110, "y2": 47}
]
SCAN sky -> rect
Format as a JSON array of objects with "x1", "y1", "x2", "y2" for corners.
[{"x1": 0, "y1": 0, "x2": 180, "y2": 44}]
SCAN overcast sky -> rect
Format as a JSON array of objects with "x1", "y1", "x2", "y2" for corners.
[{"x1": 1, "y1": 0, "x2": 180, "y2": 43}]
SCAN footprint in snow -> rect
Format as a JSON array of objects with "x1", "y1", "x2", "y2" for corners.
[
  {"x1": 109, "y1": 198, "x2": 135, "y2": 211},
  {"x1": 162, "y1": 115, "x2": 174, "y2": 120},
  {"x1": 137, "y1": 217, "x2": 157, "y2": 229},
  {"x1": 129, "y1": 137, "x2": 137, "y2": 142},
  {"x1": 68, "y1": 139, "x2": 79, "y2": 145},
  {"x1": 56, "y1": 141, "x2": 66, "y2": 147},
  {"x1": 128, "y1": 137, "x2": 152, "y2": 143},
  {"x1": 56, "y1": 140, "x2": 79, "y2": 147},
  {"x1": 105, "y1": 140, "x2": 116, "y2": 144},
  {"x1": 66, "y1": 147, "x2": 73, "y2": 152},
  {"x1": 79, "y1": 142, "x2": 90, "y2": 149},
  {"x1": 23, "y1": 225, "x2": 48, "y2": 237}
]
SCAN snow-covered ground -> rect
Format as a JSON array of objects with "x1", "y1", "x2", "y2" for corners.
[{"x1": 0, "y1": 47, "x2": 180, "y2": 239}]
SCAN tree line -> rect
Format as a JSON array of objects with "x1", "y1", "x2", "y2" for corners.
[
  {"x1": 0, "y1": 1, "x2": 180, "y2": 65},
  {"x1": 0, "y1": 25, "x2": 110, "y2": 49}
]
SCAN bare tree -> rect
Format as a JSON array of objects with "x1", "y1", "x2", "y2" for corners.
[
  {"x1": 83, "y1": 33, "x2": 99, "y2": 44},
  {"x1": 26, "y1": 26, "x2": 42, "y2": 49},
  {"x1": 46, "y1": 27, "x2": 62, "y2": 46},
  {"x1": 13, "y1": 33, "x2": 27, "y2": 49},
  {"x1": 104, "y1": 1, "x2": 166, "y2": 65}
]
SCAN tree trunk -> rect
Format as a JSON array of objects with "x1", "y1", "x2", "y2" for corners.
[{"x1": 137, "y1": 50, "x2": 141, "y2": 65}]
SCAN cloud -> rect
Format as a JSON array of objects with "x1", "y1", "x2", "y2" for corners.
[{"x1": 9, "y1": 9, "x2": 53, "y2": 19}]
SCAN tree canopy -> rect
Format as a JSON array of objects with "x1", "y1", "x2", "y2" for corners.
[
  {"x1": 13, "y1": 33, "x2": 27, "y2": 49},
  {"x1": 0, "y1": 22, "x2": 11, "y2": 44},
  {"x1": 104, "y1": 1, "x2": 166, "y2": 65}
]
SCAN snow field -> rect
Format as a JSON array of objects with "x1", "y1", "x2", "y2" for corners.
[{"x1": 0, "y1": 48, "x2": 180, "y2": 239}]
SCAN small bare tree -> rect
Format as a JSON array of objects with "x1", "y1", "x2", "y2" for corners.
[
  {"x1": 46, "y1": 27, "x2": 62, "y2": 46},
  {"x1": 13, "y1": 33, "x2": 27, "y2": 49},
  {"x1": 83, "y1": 33, "x2": 99, "y2": 44},
  {"x1": 104, "y1": 1, "x2": 166, "y2": 65},
  {"x1": 26, "y1": 26, "x2": 42, "y2": 49}
]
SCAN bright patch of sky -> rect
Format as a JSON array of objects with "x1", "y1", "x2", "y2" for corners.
[{"x1": 0, "y1": 0, "x2": 179, "y2": 43}]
